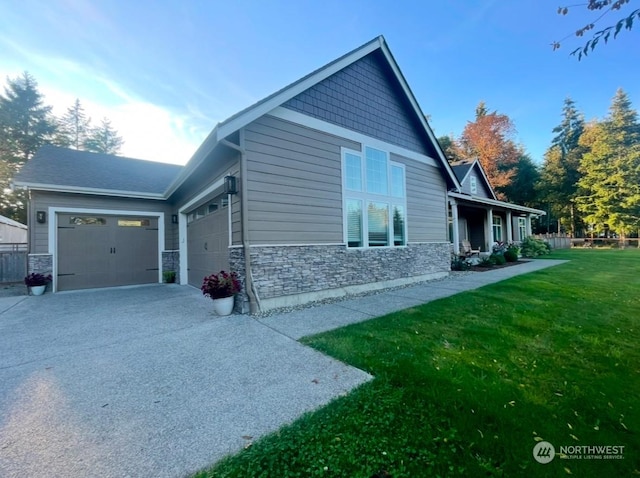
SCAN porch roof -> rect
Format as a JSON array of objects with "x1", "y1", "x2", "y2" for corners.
[{"x1": 449, "y1": 191, "x2": 546, "y2": 216}]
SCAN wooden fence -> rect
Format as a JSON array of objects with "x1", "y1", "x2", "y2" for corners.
[
  {"x1": 532, "y1": 234, "x2": 572, "y2": 249},
  {"x1": 0, "y1": 243, "x2": 27, "y2": 283}
]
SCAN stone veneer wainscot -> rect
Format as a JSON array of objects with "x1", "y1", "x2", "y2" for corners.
[{"x1": 229, "y1": 243, "x2": 451, "y2": 312}]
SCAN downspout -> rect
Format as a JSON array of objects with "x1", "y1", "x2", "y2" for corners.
[{"x1": 220, "y1": 136, "x2": 260, "y2": 314}]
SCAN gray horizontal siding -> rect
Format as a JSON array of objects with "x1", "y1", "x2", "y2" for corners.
[
  {"x1": 29, "y1": 191, "x2": 175, "y2": 254},
  {"x1": 391, "y1": 153, "x2": 448, "y2": 242},
  {"x1": 244, "y1": 115, "x2": 357, "y2": 245}
]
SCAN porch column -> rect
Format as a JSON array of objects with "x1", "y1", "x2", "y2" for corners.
[
  {"x1": 486, "y1": 208, "x2": 494, "y2": 251},
  {"x1": 450, "y1": 199, "x2": 460, "y2": 255},
  {"x1": 506, "y1": 210, "x2": 513, "y2": 243},
  {"x1": 526, "y1": 214, "x2": 532, "y2": 237}
]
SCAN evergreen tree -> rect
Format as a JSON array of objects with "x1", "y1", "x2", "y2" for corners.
[
  {"x1": 0, "y1": 72, "x2": 57, "y2": 222},
  {"x1": 576, "y1": 89, "x2": 640, "y2": 240},
  {"x1": 0, "y1": 72, "x2": 57, "y2": 163},
  {"x1": 538, "y1": 97, "x2": 586, "y2": 235},
  {"x1": 83, "y1": 117, "x2": 124, "y2": 155},
  {"x1": 56, "y1": 98, "x2": 91, "y2": 149},
  {"x1": 501, "y1": 153, "x2": 540, "y2": 207},
  {"x1": 438, "y1": 135, "x2": 460, "y2": 163}
]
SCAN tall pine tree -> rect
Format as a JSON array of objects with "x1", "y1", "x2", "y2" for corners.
[
  {"x1": 576, "y1": 89, "x2": 640, "y2": 241},
  {"x1": 0, "y1": 72, "x2": 57, "y2": 222},
  {"x1": 83, "y1": 117, "x2": 124, "y2": 155},
  {"x1": 538, "y1": 97, "x2": 586, "y2": 235},
  {"x1": 55, "y1": 98, "x2": 91, "y2": 149}
]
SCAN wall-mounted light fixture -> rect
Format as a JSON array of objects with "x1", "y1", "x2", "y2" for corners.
[
  {"x1": 36, "y1": 211, "x2": 46, "y2": 224},
  {"x1": 171, "y1": 214, "x2": 178, "y2": 224},
  {"x1": 224, "y1": 175, "x2": 238, "y2": 195}
]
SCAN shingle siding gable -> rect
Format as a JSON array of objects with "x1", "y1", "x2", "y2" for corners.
[{"x1": 283, "y1": 51, "x2": 434, "y2": 156}]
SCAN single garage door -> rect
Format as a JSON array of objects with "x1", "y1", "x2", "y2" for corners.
[
  {"x1": 57, "y1": 214, "x2": 159, "y2": 291},
  {"x1": 187, "y1": 202, "x2": 229, "y2": 287}
]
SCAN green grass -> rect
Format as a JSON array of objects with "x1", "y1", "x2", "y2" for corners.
[{"x1": 196, "y1": 249, "x2": 640, "y2": 477}]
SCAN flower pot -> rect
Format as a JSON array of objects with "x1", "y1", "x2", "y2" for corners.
[
  {"x1": 30, "y1": 285, "x2": 46, "y2": 296},
  {"x1": 212, "y1": 296, "x2": 235, "y2": 316}
]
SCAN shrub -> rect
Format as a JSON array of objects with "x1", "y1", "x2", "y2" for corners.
[
  {"x1": 451, "y1": 256, "x2": 470, "y2": 271},
  {"x1": 504, "y1": 249, "x2": 518, "y2": 262},
  {"x1": 520, "y1": 237, "x2": 551, "y2": 257},
  {"x1": 163, "y1": 271, "x2": 176, "y2": 283},
  {"x1": 490, "y1": 253, "x2": 506, "y2": 265},
  {"x1": 492, "y1": 241, "x2": 507, "y2": 255},
  {"x1": 478, "y1": 257, "x2": 494, "y2": 268}
]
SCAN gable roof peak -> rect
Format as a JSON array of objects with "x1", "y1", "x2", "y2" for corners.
[{"x1": 168, "y1": 35, "x2": 461, "y2": 195}]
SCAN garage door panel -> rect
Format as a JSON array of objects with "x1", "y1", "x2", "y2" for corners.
[
  {"x1": 57, "y1": 214, "x2": 159, "y2": 291},
  {"x1": 187, "y1": 209, "x2": 229, "y2": 287}
]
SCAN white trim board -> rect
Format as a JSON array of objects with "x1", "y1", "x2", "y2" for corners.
[
  {"x1": 270, "y1": 107, "x2": 440, "y2": 168},
  {"x1": 17, "y1": 184, "x2": 165, "y2": 200},
  {"x1": 48, "y1": 207, "x2": 166, "y2": 292}
]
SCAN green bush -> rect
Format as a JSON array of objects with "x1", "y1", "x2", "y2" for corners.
[
  {"x1": 490, "y1": 253, "x2": 506, "y2": 265},
  {"x1": 478, "y1": 256, "x2": 494, "y2": 268},
  {"x1": 504, "y1": 249, "x2": 518, "y2": 262},
  {"x1": 520, "y1": 237, "x2": 551, "y2": 257},
  {"x1": 451, "y1": 256, "x2": 470, "y2": 271}
]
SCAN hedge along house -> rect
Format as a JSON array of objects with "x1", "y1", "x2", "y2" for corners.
[
  {"x1": 448, "y1": 159, "x2": 546, "y2": 255},
  {"x1": 15, "y1": 36, "x2": 464, "y2": 312}
]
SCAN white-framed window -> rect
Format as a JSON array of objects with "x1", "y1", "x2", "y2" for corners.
[
  {"x1": 342, "y1": 146, "x2": 407, "y2": 248},
  {"x1": 492, "y1": 215, "x2": 503, "y2": 242},
  {"x1": 470, "y1": 175, "x2": 477, "y2": 194},
  {"x1": 518, "y1": 217, "x2": 527, "y2": 240}
]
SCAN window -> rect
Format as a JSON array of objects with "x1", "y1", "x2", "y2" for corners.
[
  {"x1": 346, "y1": 199, "x2": 363, "y2": 247},
  {"x1": 70, "y1": 216, "x2": 106, "y2": 225},
  {"x1": 118, "y1": 219, "x2": 150, "y2": 227},
  {"x1": 342, "y1": 146, "x2": 406, "y2": 248},
  {"x1": 187, "y1": 197, "x2": 224, "y2": 224},
  {"x1": 518, "y1": 217, "x2": 527, "y2": 240},
  {"x1": 470, "y1": 175, "x2": 477, "y2": 194},
  {"x1": 492, "y1": 216, "x2": 503, "y2": 242}
]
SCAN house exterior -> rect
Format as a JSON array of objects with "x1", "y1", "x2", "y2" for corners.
[
  {"x1": 448, "y1": 160, "x2": 545, "y2": 255},
  {"x1": 16, "y1": 36, "x2": 503, "y2": 312}
]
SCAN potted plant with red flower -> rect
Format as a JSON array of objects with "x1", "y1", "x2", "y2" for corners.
[
  {"x1": 24, "y1": 273, "x2": 52, "y2": 296},
  {"x1": 201, "y1": 270, "x2": 242, "y2": 316}
]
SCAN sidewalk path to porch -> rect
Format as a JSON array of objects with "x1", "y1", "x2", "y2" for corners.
[{"x1": 258, "y1": 259, "x2": 568, "y2": 339}]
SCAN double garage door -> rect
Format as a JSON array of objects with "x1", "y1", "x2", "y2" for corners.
[{"x1": 57, "y1": 214, "x2": 159, "y2": 291}]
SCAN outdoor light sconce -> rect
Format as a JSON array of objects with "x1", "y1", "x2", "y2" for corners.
[
  {"x1": 224, "y1": 175, "x2": 238, "y2": 195},
  {"x1": 36, "y1": 211, "x2": 46, "y2": 224},
  {"x1": 171, "y1": 214, "x2": 178, "y2": 224}
]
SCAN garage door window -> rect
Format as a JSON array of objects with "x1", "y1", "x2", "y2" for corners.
[
  {"x1": 70, "y1": 216, "x2": 106, "y2": 225},
  {"x1": 118, "y1": 219, "x2": 151, "y2": 227}
]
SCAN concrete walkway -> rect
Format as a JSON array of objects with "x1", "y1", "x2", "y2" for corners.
[
  {"x1": 0, "y1": 259, "x2": 566, "y2": 478},
  {"x1": 259, "y1": 259, "x2": 567, "y2": 339}
]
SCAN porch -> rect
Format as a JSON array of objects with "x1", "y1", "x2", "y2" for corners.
[{"x1": 448, "y1": 192, "x2": 546, "y2": 256}]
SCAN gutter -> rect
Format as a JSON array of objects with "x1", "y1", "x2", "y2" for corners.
[{"x1": 220, "y1": 137, "x2": 260, "y2": 314}]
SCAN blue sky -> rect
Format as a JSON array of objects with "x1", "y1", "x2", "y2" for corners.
[{"x1": 0, "y1": 0, "x2": 638, "y2": 165}]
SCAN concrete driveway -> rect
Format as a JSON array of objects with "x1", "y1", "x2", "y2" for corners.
[{"x1": 0, "y1": 285, "x2": 371, "y2": 478}]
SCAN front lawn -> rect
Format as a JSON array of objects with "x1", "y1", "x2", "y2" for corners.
[{"x1": 197, "y1": 249, "x2": 639, "y2": 477}]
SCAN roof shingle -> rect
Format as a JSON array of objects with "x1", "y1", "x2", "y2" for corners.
[{"x1": 14, "y1": 145, "x2": 183, "y2": 196}]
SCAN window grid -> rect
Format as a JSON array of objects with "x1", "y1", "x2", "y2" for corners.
[
  {"x1": 343, "y1": 147, "x2": 407, "y2": 249},
  {"x1": 492, "y1": 216, "x2": 503, "y2": 243}
]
